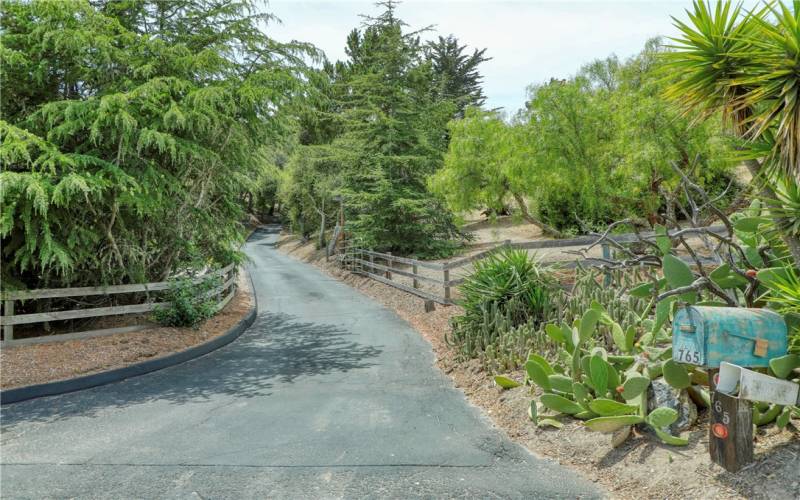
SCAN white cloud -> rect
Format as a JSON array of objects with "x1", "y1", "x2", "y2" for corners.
[{"x1": 265, "y1": 1, "x2": 706, "y2": 112}]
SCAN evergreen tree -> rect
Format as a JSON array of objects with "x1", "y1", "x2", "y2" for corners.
[
  {"x1": 0, "y1": 0, "x2": 310, "y2": 289},
  {"x1": 283, "y1": 1, "x2": 481, "y2": 257},
  {"x1": 425, "y1": 35, "x2": 490, "y2": 117}
]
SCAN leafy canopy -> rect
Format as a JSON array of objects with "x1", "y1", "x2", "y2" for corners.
[
  {"x1": 434, "y1": 39, "x2": 737, "y2": 234},
  {"x1": 0, "y1": 0, "x2": 311, "y2": 289}
]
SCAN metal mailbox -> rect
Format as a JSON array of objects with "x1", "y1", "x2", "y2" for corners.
[{"x1": 672, "y1": 306, "x2": 787, "y2": 368}]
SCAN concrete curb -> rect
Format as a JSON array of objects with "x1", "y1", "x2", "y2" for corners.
[{"x1": 1, "y1": 270, "x2": 258, "y2": 405}]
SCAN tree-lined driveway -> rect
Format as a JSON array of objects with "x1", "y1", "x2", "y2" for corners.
[{"x1": 0, "y1": 225, "x2": 599, "y2": 498}]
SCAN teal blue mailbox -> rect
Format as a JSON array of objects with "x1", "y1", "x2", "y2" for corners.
[{"x1": 672, "y1": 306, "x2": 787, "y2": 368}]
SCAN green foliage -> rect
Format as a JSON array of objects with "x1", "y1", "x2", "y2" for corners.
[
  {"x1": 279, "y1": 2, "x2": 489, "y2": 257},
  {"x1": 664, "y1": 0, "x2": 800, "y2": 266},
  {"x1": 526, "y1": 301, "x2": 690, "y2": 446},
  {"x1": 434, "y1": 38, "x2": 738, "y2": 234},
  {"x1": 662, "y1": 360, "x2": 692, "y2": 390},
  {"x1": 459, "y1": 248, "x2": 554, "y2": 323},
  {"x1": 0, "y1": 0, "x2": 310, "y2": 289},
  {"x1": 425, "y1": 35, "x2": 490, "y2": 118},
  {"x1": 430, "y1": 108, "x2": 514, "y2": 213},
  {"x1": 153, "y1": 275, "x2": 220, "y2": 327},
  {"x1": 757, "y1": 266, "x2": 800, "y2": 354},
  {"x1": 448, "y1": 248, "x2": 557, "y2": 361},
  {"x1": 494, "y1": 375, "x2": 522, "y2": 389}
]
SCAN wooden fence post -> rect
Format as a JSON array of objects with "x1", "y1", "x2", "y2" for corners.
[
  {"x1": 385, "y1": 252, "x2": 393, "y2": 280},
  {"x1": 3, "y1": 299, "x2": 13, "y2": 342},
  {"x1": 369, "y1": 254, "x2": 374, "y2": 274},
  {"x1": 412, "y1": 263, "x2": 419, "y2": 289},
  {"x1": 443, "y1": 268, "x2": 451, "y2": 301},
  {"x1": 216, "y1": 268, "x2": 224, "y2": 304},
  {"x1": 602, "y1": 243, "x2": 612, "y2": 286}
]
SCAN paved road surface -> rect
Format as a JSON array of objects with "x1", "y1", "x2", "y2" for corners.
[{"x1": 1, "y1": 225, "x2": 600, "y2": 499}]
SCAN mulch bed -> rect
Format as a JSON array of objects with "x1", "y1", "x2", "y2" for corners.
[{"x1": 0, "y1": 275, "x2": 253, "y2": 390}]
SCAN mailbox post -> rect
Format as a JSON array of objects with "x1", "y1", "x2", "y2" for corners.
[
  {"x1": 671, "y1": 306, "x2": 789, "y2": 472},
  {"x1": 709, "y1": 374, "x2": 753, "y2": 472}
]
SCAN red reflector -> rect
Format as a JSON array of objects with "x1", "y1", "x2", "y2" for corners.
[{"x1": 712, "y1": 423, "x2": 728, "y2": 439}]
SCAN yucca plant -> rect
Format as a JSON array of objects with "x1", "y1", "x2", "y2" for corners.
[
  {"x1": 459, "y1": 247, "x2": 554, "y2": 323},
  {"x1": 447, "y1": 247, "x2": 558, "y2": 359},
  {"x1": 663, "y1": 0, "x2": 800, "y2": 266},
  {"x1": 758, "y1": 265, "x2": 800, "y2": 353}
]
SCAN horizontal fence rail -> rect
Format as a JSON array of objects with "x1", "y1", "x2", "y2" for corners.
[
  {"x1": 442, "y1": 225, "x2": 729, "y2": 270},
  {"x1": 338, "y1": 225, "x2": 729, "y2": 306},
  {"x1": 0, "y1": 264, "x2": 237, "y2": 346}
]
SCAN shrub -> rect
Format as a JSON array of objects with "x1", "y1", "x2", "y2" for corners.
[
  {"x1": 448, "y1": 248, "x2": 557, "y2": 359},
  {"x1": 153, "y1": 275, "x2": 221, "y2": 328}
]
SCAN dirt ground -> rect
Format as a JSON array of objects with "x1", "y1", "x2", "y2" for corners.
[
  {"x1": 0, "y1": 272, "x2": 253, "y2": 389},
  {"x1": 277, "y1": 230, "x2": 800, "y2": 500}
]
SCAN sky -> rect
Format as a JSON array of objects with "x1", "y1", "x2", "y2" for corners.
[{"x1": 265, "y1": 0, "x2": 704, "y2": 113}]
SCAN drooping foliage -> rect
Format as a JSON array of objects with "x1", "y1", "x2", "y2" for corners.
[
  {"x1": 279, "y1": 2, "x2": 489, "y2": 257},
  {"x1": 432, "y1": 39, "x2": 738, "y2": 235},
  {"x1": 0, "y1": 0, "x2": 311, "y2": 289}
]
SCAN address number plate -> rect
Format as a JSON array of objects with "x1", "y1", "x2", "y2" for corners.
[{"x1": 673, "y1": 338, "x2": 704, "y2": 366}]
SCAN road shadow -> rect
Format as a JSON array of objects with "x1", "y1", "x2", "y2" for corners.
[
  {"x1": 249, "y1": 224, "x2": 283, "y2": 248},
  {"x1": 1, "y1": 311, "x2": 381, "y2": 426}
]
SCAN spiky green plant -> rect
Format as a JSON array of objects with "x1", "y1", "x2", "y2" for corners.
[
  {"x1": 447, "y1": 247, "x2": 557, "y2": 361},
  {"x1": 758, "y1": 265, "x2": 800, "y2": 353},
  {"x1": 663, "y1": 0, "x2": 800, "y2": 265}
]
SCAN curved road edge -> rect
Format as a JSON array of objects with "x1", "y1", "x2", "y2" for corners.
[{"x1": 1, "y1": 269, "x2": 258, "y2": 406}]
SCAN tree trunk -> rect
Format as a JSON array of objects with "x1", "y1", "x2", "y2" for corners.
[
  {"x1": 744, "y1": 159, "x2": 800, "y2": 266},
  {"x1": 510, "y1": 191, "x2": 564, "y2": 239},
  {"x1": 318, "y1": 198, "x2": 326, "y2": 250}
]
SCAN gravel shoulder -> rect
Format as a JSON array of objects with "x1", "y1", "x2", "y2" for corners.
[
  {"x1": 0, "y1": 272, "x2": 253, "y2": 389},
  {"x1": 277, "y1": 231, "x2": 800, "y2": 500}
]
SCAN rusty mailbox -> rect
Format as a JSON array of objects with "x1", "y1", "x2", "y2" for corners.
[{"x1": 672, "y1": 306, "x2": 788, "y2": 368}]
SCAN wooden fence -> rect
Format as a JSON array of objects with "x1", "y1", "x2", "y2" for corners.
[
  {"x1": 0, "y1": 264, "x2": 237, "y2": 346},
  {"x1": 339, "y1": 225, "x2": 728, "y2": 306}
]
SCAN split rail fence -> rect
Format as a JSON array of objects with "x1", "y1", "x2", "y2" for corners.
[
  {"x1": 0, "y1": 264, "x2": 237, "y2": 346},
  {"x1": 337, "y1": 225, "x2": 728, "y2": 306}
]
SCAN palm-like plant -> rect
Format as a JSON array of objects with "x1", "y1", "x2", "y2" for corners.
[
  {"x1": 664, "y1": 0, "x2": 800, "y2": 266},
  {"x1": 663, "y1": 1, "x2": 759, "y2": 133},
  {"x1": 738, "y1": 2, "x2": 800, "y2": 180}
]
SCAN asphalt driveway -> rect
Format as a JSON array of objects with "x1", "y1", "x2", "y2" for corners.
[{"x1": 0, "y1": 225, "x2": 600, "y2": 499}]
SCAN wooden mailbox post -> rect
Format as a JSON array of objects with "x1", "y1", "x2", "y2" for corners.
[{"x1": 671, "y1": 306, "x2": 789, "y2": 472}]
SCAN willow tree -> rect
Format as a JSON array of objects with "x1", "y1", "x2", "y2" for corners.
[
  {"x1": 435, "y1": 39, "x2": 736, "y2": 235},
  {"x1": 0, "y1": 0, "x2": 311, "y2": 289},
  {"x1": 429, "y1": 108, "x2": 563, "y2": 236}
]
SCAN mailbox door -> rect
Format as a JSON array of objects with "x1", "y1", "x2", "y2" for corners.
[
  {"x1": 672, "y1": 307, "x2": 707, "y2": 366},
  {"x1": 704, "y1": 308, "x2": 787, "y2": 368}
]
